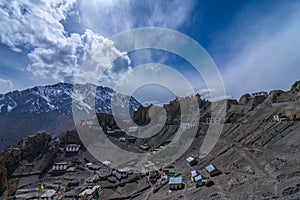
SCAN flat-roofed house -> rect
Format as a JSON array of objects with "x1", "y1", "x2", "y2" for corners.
[
  {"x1": 168, "y1": 177, "x2": 183, "y2": 190},
  {"x1": 65, "y1": 144, "x2": 80, "y2": 156},
  {"x1": 51, "y1": 162, "x2": 67, "y2": 175},
  {"x1": 126, "y1": 136, "x2": 136, "y2": 143},
  {"x1": 251, "y1": 91, "x2": 268, "y2": 97},
  {"x1": 128, "y1": 126, "x2": 138, "y2": 133},
  {"x1": 78, "y1": 186, "x2": 102, "y2": 199},
  {"x1": 140, "y1": 144, "x2": 150, "y2": 151},
  {"x1": 112, "y1": 169, "x2": 128, "y2": 180},
  {"x1": 205, "y1": 164, "x2": 222, "y2": 177},
  {"x1": 186, "y1": 156, "x2": 197, "y2": 166},
  {"x1": 190, "y1": 170, "x2": 199, "y2": 182}
]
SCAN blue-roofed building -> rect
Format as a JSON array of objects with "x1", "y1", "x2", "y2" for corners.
[
  {"x1": 168, "y1": 177, "x2": 183, "y2": 190},
  {"x1": 186, "y1": 156, "x2": 197, "y2": 166},
  {"x1": 205, "y1": 164, "x2": 222, "y2": 177},
  {"x1": 194, "y1": 175, "x2": 203, "y2": 182},
  {"x1": 205, "y1": 164, "x2": 215, "y2": 173},
  {"x1": 190, "y1": 170, "x2": 199, "y2": 182}
]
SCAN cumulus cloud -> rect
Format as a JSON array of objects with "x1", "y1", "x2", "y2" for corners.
[
  {"x1": 27, "y1": 30, "x2": 105, "y2": 81},
  {"x1": 0, "y1": 0, "x2": 131, "y2": 84},
  {"x1": 0, "y1": 0, "x2": 75, "y2": 52},
  {"x1": 221, "y1": 1, "x2": 300, "y2": 98},
  {"x1": 75, "y1": 36, "x2": 132, "y2": 86}
]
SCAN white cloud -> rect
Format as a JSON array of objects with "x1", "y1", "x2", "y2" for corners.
[
  {"x1": 0, "y1": 78, "x2": 13, "y2": 92},
  {"x1": 78, "y1": 0, "x2": 195, "y2": 35},
  {"x1": 0, "y1": 0, "x2": 131, "y2": 84},
  {"x1": 221, "y1": 2, "x2": 300, "y2": 98},
  {"x1": 0, "y1": 0, "x2": 75, "y2": 51},
  {"x1": 27, "y1": 30, "x2": 103, "y2": 81},
  {"x1": 74, "y1": 36, "x2": 132, "y2": 86}
]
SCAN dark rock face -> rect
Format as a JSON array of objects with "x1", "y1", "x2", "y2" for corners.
[
  {"x1": 0, "y1": 132, "x2": 51, "y2": 195},
  {"x1": 0, "y1": 163, "x2": 8, "y2": 195},
  {"x1": 239, "y1": 94, "x2": 251, "y2": 105},
  {"x1": 132, "y1": 105, "x2": 153, "y2": 126},
  {"x1": 291, "y1": 80, "x2": 300, "y2": 93},
  {"x1": 291, "y1": 81, "x2": 300, "y2": 101}
]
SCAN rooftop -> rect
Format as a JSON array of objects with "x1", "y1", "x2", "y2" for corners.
[
  {"x1": 191, "y1": 170, "x2": 198, "y2": 177},
  {"x1": 40, "y1": 189, "x2": 56, "y2": 198},
  {"x1": 54, "y1": 162, "x2": 67, "y2": 165},
  {"x1": 194, "y1": 175, "x2": 203, "y2": 182},
  {"x1": 169, "y1": 177, "x2": 183, "y2": 185},
  {"x1": 78, "y1": 186, "x2": 101, "y2": 196},
  {"x1": 205, "y1": 164, "x2": 216, "y2": 173},
  {"x1": 186, "y1": 156, "x2": 195, "y2": 163}
]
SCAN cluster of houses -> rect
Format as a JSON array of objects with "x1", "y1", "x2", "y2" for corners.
[
  {"x1": 40, "y1": 185, "x2": 102, "y2": 199},
  {"x1": 47, "y1": 140, "x2": 222, "y2": 198},
  {"x1": 167, "y1": 164, "x2": 221, "y2": 190},
  {"x1": 190, "y1": 165, "x2": 221, "y2": 187},
  {"x1": 166, "y1": 156, "x2": 222, "y2": 191},
  {"x1": 49, "y1": 143, "x2": 82, "y2": 175}
]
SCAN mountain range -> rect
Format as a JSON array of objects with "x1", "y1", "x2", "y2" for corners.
[{"x1": 0, "y1": 83, "x2": 141, "y2": 151}]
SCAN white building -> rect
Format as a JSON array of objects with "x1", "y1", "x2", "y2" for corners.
[
  {"x1": 128, "y1": 126, "x2": 138, "y2": 133},
  {"x1": 65, "y1": 144, "x2": 80, "y2": 152},
  {"x1": 78, "y1": 186, "x2": 101, "y2": 198},
  {"x1": 119, "y1": 137, "x2": 127, "y2": 142},
  {"x1": 52, "y1": 162, "x2": 67, "y2": 171},
  {"x1": 140, "y1": 144, "x2": 150, "y2": 151},
  {"x1": 168, "y1": 177, "x2": 183, "y2": 190},
  {"x1": 112, "y1": 169, "x2": 128, "y2": 180},
  {"x1": 186, "y1": 156, "x2": 197, "y2": 166},
  {"x1": 180, "y1": 122, "x2": 196, "y2": 130},
  {"x1": 206, "y1": 117, "x2": 222, "y2": 124},
  {"x1": 251, "y1": 91, "x2": 268, "y2": 97},
  {"x1": 273, "y1": 115, "x2": 287, "y2": 122},
  {"x1": 191, "y1": 170, "x2": 199, "y2": 182}
]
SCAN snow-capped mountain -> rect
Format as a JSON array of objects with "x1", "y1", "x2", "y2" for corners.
[
  {"x1": 0, "y1": 83, "x2": 141, "y2": 151},
  {"x1": 0, "y1": 83, "x2": 141, "y2": 116}
]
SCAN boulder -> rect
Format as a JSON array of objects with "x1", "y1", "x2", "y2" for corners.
[{"x1": 239, "y1": 94, "x2": 251, "y2": 105}]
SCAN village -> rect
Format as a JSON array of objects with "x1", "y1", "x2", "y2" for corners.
[
  {"x1": 2, "y1": 87, "x2": 300, "y2": 199},
  {"x1": 10, "y1": 136, "x2": 224, "y2": 200},
  {"x1": 8, "y1": 112, "x2": 230, "y2": 200}
]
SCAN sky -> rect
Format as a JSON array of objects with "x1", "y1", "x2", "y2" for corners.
[{"x1": 0, "y1": 0, "x2": 299, "y2": 103}]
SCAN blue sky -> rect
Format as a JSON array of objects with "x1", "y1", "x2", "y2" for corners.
[{"x1": 0, "y1": 0, "x2": 299, "y2": 103}]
